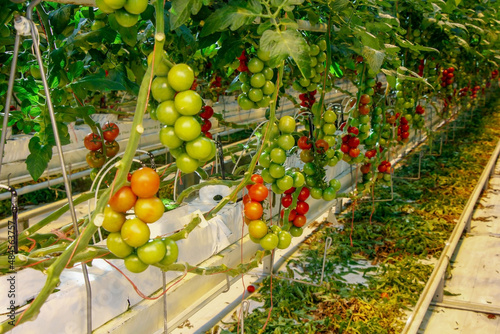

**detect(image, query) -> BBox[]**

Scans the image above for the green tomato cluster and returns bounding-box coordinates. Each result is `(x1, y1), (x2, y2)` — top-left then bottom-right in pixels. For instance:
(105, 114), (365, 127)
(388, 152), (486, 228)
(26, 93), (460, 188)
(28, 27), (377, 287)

(292, 40), (328, 93)
(237, 49), (275, 110)
(97, 0), (148, 27)
(258, 116), (305, 194)
(151, 61), (216, 174)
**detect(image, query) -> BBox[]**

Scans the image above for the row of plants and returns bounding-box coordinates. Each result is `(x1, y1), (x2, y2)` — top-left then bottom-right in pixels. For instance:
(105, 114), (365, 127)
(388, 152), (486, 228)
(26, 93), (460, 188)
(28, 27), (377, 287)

(0, 0), (499, 331)
(213, 97), (500, 333)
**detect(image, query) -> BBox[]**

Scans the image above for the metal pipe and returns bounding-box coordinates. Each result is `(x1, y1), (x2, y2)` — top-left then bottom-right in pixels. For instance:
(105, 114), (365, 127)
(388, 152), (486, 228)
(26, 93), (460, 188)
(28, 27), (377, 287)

(402, 138), (500, 334)
(0, 28), (22, 177)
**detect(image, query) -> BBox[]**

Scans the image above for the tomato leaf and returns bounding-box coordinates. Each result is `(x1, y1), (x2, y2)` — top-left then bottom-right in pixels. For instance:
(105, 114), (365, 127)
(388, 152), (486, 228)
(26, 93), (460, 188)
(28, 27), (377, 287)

(48, 5), (76, 35)
(170, 0), (203, 30)
(260, 29), (311, 78)
(200, 1), (262, 37)
(70, 74), (127, 101)
(362, 46), (385, 74)
(108, 15), (137, 46)
(328, 0), (350, 11)
(26, 137), (52, 181)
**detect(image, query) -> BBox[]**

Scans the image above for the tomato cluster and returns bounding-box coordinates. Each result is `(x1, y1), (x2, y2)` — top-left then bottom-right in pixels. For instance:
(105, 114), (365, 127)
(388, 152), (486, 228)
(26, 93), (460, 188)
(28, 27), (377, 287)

(243, 175), (268, 221)
(259, 116), (306, 195)
(103, 167), (178, 273)
(199, 105), (214, 139)
(85, 122), (120, 171)
(377, 160), (392, 183)
(237, 49), (275, 110)
(280, 187), (310, 229)
(152, 62), (217, 174)
(397, 116), (410, 142)
(298, 91), (317, 109)
(415, 105), (425, 115)
(440, 67), (455, 88)
(97, 0), (148, 28)
(292, 40), (327, 93)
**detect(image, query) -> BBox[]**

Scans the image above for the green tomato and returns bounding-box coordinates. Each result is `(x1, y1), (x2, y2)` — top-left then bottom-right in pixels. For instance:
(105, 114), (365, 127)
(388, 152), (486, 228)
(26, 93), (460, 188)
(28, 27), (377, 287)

(305, 175), (317, 187)
(289, 226), (303, 237)
(124, 0), (148, 14)
(269, 163), (285, 179)
(103, 0), (125, 10)
(271, 182), (285, 195)
(248, 88), (263, 102)
(114, 9), (139, 28)
(156, 100), (180, 126)
(160, 126), (183, 149)
(174, 90), (202, 116)
(151, 77), (176, 103)
(257, 49), (271, 62)
(176, 153), (199, 174)
(239, 72), (250, 83)
(124, 254), (149, 273)
(248, 58), (265, 73)
(323, 109), (337, 123)
(250, 73), (266, 88)
(276, 175), (294, 191)
(174, 116), (201, 141)
(303, 162), (316, 176)
(292, 171), (305, 188)
(323, 123), (337, 135)
(237, 94), (256, 110)
(167, 63), (195, 92)
(277, 134), (295, 151)
(261, 168), (275, 184)
(158, 237), (179, 266)
(257, 96), (271, 108)
(310, 187), (323, 199)
(278, 116), (296, 134)
(277, 231), (292, 249)
(106, 232), (134, 258)
(309, 44), (320, 56)
(262, 67), (274, 80)
(322, 187), (336, 201)
(137, 239), (166, 264)
(270, 147), (287, 164)
(329, 179), (341, 191)
(262, 81), (275, 95)
(260, 233), (279, 250)
(186, 136), (214, 161)
(328, 157), (339, 167)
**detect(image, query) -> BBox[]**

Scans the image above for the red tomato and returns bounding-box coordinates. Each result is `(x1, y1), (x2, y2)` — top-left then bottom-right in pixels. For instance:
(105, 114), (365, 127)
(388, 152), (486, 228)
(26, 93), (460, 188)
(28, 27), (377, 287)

(347, 126), (359, 135)
(201, 119), (212, 133)
(200, 105), (214, 119)
(204, 132), (213, 139)
(365, 150), (376, 158)
(247, 285), (256, 293)
(341, 143), (350, 153)
(293, 214), (307, 227)
(281, 208), (297, 222)
(243, 194), (252, 204)
(251, 174), (264, 184)
(296, 201), (309, 215)
(248, 183), (269, 202)
(348, 137), (360, 148)
(284, 187), (296, 194)
(349, 148), (360, 158)
(281, 194), (293, 208)
(130, 167), (160, 198)
(297, 136), (312, 150)
(298, 187), (310, 201)
(244, 201), (263, 220)
(102, 122), (119, 141)
(109, 186), (137, 213)
(84, 133), (102, 151)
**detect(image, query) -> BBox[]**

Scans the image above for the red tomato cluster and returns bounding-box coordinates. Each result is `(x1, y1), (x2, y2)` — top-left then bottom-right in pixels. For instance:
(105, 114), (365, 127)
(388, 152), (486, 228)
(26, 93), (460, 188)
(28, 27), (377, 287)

(244, 174), (268, 222)
(237, 50), (249, 72)
(298, 91), (317, 109)
(415, 105), (425, 115)
(341, 127), (361, 158)
(280, 187), (310, 228)
(492, 69), (499, 79)
(397, 116), (410, 141)
(358, 94), (371, 115)
(440, 67), (455, 87)
(364, 149), (377, 159)
(85, 122), (120, 170)
(104, 167), (176, 273)
(377, 160), (392, 173)
(199, 105), (214, 139)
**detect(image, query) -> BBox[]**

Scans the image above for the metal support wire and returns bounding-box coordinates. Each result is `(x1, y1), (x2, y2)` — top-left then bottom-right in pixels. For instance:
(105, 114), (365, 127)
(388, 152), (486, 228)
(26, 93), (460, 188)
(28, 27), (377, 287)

(393, 150), (423, 180)
(269, 237), (333, 287)
(239, 300), (250, 334)
(162, 270), (168, 334)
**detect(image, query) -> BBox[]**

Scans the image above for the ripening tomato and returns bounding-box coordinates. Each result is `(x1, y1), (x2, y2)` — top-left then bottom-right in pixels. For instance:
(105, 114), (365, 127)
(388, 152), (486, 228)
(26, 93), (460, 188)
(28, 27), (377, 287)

(105, 140), (120, 157)
(102, 122), (119, 141)
(102, 205), (126, 232)
(84, 133), (102, 151)
(315, 139), (329, 152)
(200, 105), (214, 119)
(121, 218), (150, 248)
(124, 254), (149, 273)
(293, 214), (307, 227)
(244, 201), (263, 220)
(107, 232), (133, 258)
(248, 219), (268, 239)
(251, 174), (264, 184)
(248, 183), (269, 202)
(243, 194), (252, 204)
(130, 167), (160, 198)
(109, 186), (137, 213)
(86, 151), (106, 168)
(134, 197), (165, 223)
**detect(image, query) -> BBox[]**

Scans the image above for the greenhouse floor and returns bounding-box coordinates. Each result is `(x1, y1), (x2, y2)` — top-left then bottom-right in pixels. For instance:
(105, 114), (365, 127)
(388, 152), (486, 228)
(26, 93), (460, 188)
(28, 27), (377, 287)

(418, 154), (500, 333)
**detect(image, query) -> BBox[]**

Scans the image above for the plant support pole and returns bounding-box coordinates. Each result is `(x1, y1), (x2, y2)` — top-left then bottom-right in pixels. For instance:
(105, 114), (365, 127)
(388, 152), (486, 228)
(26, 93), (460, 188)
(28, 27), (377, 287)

(25, 1), (93, 333)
